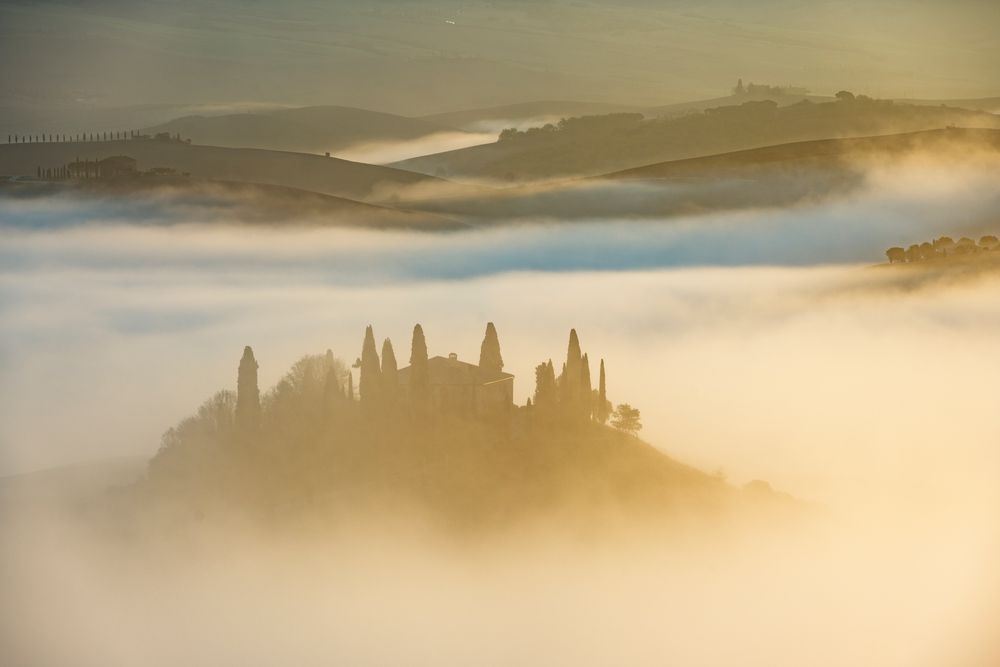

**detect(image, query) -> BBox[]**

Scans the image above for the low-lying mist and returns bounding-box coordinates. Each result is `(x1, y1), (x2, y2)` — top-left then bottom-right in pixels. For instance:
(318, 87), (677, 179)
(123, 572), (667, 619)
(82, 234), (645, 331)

(2, 156), (999, 665)
(335, 130), (497, 165)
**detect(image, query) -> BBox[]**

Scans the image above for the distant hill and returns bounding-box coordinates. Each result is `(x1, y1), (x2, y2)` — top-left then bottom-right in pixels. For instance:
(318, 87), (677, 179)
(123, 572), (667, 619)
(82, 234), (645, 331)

(601, 127), (1000, 181)
(643, 92), (834, 118)
(143, 106), (467, 155)
(892, 97), (1000, 114)
(0, 139), (462, 202)
(393, 98), (1000, 182)
(0, 456), (146, 513)
(420, 101), (643, 130)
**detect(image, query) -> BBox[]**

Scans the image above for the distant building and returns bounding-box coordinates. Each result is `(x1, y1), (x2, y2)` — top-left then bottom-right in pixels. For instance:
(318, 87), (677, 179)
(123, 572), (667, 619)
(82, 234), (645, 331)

(397, 353), (513, 418)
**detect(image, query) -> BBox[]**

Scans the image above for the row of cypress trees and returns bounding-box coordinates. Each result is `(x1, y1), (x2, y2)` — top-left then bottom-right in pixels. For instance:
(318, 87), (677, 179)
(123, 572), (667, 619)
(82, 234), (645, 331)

(233, 323), (611, 434)
(235, 323), (504, 431)
(532, 329), (610, 424)
(8, 131), (139, 144)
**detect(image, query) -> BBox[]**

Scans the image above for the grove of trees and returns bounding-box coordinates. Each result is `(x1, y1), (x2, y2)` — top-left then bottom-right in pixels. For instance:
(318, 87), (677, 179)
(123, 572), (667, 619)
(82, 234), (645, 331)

(886, 235), (1000, 263)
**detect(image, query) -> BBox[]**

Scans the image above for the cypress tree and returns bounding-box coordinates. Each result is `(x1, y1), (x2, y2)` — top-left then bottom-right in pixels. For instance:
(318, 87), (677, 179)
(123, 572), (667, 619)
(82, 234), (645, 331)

(478, 322), (504, 373)
(581, 353), (593, 420)
(381, 338), (398, 409)
(359, 325), (381, 408)
(597, 359), (609, 424)
(410, 324), (430, 416)
(235, 346), (261, 432)
(561, 329), (583, 411)
(346, 372), (355, 401)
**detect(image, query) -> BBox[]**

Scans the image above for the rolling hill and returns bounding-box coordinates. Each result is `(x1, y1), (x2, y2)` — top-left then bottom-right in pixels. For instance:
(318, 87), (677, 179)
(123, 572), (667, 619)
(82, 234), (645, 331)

(0, 139), (464, 203)
(0, 178), (465, 230)
(601, 127), (1000, 181)
(420, 101), (642, 130)
(143, 106), (469, 155)
(389, 128), (1000, 224)
(392, 98), (1000, 182)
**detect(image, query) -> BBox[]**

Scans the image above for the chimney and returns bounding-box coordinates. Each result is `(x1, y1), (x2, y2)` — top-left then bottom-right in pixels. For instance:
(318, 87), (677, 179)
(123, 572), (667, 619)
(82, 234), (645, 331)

(448, 352), (458, 361)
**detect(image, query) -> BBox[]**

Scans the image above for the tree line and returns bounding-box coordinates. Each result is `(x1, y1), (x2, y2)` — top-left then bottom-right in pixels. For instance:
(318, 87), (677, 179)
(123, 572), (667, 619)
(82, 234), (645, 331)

(6, 131), (188, 144)
(886, 235), (999, 263)
(228, 322), (640, 436)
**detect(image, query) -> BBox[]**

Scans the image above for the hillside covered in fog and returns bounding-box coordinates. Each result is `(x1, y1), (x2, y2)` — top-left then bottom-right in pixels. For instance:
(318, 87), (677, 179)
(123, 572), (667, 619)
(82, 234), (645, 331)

(141, 324), (794, 532)
(395, 96), (1000, 181)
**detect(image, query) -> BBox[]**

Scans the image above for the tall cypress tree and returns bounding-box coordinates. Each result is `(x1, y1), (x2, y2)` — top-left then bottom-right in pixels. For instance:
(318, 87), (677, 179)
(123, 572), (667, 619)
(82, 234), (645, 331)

(346, 372), (355, 401)
(381, 338), (398, 409)
(580, 353), (593, 420)
(597, 359), (609, 425)
(359, 325), (381, 409)
(478, 322), (504, 373)
(409, 324), (430, 417)
(410, 323), (429, 389)
(560, 329), (583, 412)
(235, 346), (260, 432)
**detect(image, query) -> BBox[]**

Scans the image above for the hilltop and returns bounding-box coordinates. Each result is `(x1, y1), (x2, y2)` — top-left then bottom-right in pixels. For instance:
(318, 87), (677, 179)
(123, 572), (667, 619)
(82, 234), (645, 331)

(392, 97), (1000, 182)
(143, 106), (469, 155)
(139, 324), (798, 534)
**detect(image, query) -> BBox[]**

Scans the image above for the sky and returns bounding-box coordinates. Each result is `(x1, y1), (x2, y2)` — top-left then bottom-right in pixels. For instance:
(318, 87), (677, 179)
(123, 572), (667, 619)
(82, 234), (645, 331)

(0, 0), (997, 116)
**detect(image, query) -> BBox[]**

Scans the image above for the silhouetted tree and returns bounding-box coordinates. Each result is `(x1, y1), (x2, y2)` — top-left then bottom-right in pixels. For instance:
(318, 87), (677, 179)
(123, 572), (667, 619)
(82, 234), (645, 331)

(611, 403), (641, 436)
(886, 247), (906, 264)
(478, 322), (504, 373)
(323, 349), (344, 413)
(597, 359), (610, 425)
(534, 360), (558, 411)
(580, 353), (593, 420)
(346, 372), (355, 401)
(359, 325), (381, 409)
(410, 324), (429, 415)
(933, 237), (955, 256)
(559, 329), (585, 417)
(955, 237), (977, 255)
(980, 235), (999, 250)
(381, 338), (398, 409)
(835, 90), (855, 102)
(235, 346), (261, 432)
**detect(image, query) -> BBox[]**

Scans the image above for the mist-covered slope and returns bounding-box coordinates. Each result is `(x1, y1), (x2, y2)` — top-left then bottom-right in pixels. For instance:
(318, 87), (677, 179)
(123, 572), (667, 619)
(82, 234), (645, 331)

(143, 106), (465, 155)
(0, 140), (460, 202)
(0, 178), (465, 230)
(393, 98), (1000, 182)
(601, 128), (1000, 181)
(420, 101), (643, 130)
(138, 346), (799, 534)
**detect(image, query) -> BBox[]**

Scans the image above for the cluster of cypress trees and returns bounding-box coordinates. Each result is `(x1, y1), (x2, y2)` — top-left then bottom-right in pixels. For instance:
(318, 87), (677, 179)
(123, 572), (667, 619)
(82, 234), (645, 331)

(232, 323), (612, 439)
(532, 329), (610, 424)
(234, 322), (505, 430)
